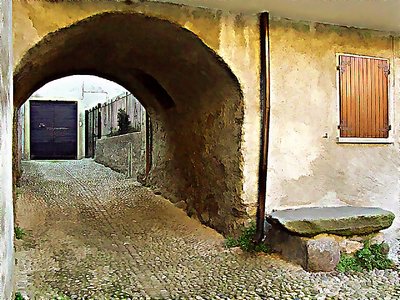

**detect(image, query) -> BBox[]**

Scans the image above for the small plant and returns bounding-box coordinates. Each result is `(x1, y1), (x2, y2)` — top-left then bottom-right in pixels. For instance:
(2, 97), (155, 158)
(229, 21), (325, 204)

(117, 109), (131, 135)
(336, 254), (363, 272)
(15, 187), (22, 197)
(225, 236), (238, 248)
(15, 292), (25, 300)
(336, 241), (394, 272)
(225, 222), (269, 253)
(14, 226), (26, 240)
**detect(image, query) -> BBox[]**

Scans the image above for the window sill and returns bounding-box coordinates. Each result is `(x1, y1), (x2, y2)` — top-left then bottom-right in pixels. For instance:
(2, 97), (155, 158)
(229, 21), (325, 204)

(337, 137), (394, 144)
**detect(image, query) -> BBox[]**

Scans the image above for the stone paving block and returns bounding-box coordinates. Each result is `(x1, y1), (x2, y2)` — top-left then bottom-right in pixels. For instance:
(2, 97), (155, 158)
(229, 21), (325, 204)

(14, 161), (400, 299)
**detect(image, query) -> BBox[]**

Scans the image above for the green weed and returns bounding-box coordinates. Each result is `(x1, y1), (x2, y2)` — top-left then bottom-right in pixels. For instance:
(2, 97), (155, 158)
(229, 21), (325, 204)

(225, 222), (269, 253)
(15, 292), (25, 300)
(337, 241), (394, 272)
(14, 226), (26, 240)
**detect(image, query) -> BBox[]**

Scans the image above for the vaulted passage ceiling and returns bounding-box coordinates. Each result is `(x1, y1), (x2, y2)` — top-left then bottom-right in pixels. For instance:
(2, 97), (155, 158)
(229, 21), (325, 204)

(14, 12), (241, 111)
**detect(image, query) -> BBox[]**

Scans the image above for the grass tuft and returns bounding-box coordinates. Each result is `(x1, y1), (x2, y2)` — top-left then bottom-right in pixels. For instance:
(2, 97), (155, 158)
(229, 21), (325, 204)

(15, 226), (26, 240)
(225, 222), (269, 253)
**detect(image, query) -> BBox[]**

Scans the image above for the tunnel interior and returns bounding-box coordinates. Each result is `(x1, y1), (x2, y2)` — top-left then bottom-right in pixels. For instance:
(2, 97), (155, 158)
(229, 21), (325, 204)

(14, 12), (247, 234)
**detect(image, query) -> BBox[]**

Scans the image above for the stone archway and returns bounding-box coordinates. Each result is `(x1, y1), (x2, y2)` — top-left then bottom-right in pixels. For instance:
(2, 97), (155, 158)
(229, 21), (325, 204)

(14, 11), (247, 234)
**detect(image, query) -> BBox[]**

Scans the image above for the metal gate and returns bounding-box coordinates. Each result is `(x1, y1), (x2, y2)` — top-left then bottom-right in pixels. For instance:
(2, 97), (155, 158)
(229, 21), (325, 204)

(30, 100), (78, 160)
(85, 103), (101, 158)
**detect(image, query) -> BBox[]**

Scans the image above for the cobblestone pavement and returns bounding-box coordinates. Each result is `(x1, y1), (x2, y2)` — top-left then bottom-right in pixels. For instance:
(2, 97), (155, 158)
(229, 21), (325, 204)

(15, 160), (400, 300)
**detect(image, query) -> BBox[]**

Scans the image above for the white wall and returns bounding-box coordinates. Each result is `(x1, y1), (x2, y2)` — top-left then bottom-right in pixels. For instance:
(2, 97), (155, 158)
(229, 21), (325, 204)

(0, 0), (14, 298)
(32, 75), (127, 109)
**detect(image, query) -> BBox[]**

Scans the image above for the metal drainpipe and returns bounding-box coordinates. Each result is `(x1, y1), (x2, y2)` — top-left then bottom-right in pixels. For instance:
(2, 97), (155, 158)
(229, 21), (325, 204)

(254, 11), (271, 243)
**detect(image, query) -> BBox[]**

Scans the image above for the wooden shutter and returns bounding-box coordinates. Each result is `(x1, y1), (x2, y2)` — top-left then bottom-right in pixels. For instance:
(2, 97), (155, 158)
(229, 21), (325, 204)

(338, 55), (389, 138)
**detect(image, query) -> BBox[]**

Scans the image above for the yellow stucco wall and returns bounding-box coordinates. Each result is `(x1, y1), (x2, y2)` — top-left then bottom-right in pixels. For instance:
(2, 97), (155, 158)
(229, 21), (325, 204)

(14, 1), (400, 234)
(268, 18), (400, 234)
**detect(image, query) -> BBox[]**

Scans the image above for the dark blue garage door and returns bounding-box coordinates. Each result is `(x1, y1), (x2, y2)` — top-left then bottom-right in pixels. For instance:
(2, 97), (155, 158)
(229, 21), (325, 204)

(30, 101), (78, 160)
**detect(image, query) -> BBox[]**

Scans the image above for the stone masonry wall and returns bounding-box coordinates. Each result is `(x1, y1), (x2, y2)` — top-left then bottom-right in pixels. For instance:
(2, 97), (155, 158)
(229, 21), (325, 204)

(13, 1), (260, 231)
(0, 0), (14, 298)
(13, 3), (260, 235)
(95, 132), (146, 179)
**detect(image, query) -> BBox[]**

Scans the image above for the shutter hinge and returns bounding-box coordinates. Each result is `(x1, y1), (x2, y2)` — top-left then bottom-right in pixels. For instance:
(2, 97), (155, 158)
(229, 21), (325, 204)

(338, 121), (352, 131)
(337, 61), (351, 73)
(378, 125), (391, 132)
(378, 61), (390, 76)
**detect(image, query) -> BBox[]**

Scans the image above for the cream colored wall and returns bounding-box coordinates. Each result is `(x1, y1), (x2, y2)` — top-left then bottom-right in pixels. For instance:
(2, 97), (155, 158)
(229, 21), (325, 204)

(22, 98), (84, 160)
(13, 1), (261, 227)
(267, 18), (400, 234)
(0, 0), (14, 298)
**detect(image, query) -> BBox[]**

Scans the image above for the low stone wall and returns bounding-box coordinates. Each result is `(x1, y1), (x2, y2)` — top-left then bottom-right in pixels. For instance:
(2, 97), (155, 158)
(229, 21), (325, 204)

(94, 132), (145, 179)
(265, 206), (395, 272)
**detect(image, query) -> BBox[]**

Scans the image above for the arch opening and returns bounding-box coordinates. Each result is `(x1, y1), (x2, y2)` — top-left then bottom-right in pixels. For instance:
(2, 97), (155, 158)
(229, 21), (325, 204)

(14, 11), (247, 234)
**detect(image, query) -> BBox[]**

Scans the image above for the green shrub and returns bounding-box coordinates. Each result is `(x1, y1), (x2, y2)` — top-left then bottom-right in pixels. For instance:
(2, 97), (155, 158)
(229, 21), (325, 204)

(336, 241), (394, 272)
(15, 292), (25, 300)
(225, 222), (269, 253)
(117, 109), (131, 135)
(15, 226), (26, 240)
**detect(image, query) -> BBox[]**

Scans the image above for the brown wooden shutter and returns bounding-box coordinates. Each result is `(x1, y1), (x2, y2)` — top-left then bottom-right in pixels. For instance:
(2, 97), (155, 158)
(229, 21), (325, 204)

(338, 55), (389, 138)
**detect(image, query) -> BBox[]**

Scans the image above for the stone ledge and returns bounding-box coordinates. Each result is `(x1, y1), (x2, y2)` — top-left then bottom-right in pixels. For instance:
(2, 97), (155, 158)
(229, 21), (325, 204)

(267, 206), (395, 236)
(264, 206), (395, 272)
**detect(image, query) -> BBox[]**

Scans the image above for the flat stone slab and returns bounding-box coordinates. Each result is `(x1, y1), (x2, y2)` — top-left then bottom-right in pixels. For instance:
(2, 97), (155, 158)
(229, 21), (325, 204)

(267, 206), (395, 237)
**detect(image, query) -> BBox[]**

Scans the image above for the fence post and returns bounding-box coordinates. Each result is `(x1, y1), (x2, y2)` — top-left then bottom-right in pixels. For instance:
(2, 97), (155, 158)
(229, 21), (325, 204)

(84, 110), (89, 158)
(91, 108), (95, 158)
(97, 103), (102, 139)
(111, 100), (114, 133)
(127, 142), (133, 178)
(125, 92), (128, 112)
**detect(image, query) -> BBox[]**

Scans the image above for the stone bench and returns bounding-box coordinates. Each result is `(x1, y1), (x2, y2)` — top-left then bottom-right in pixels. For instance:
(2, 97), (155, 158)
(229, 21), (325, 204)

(265, 206), (395, 272)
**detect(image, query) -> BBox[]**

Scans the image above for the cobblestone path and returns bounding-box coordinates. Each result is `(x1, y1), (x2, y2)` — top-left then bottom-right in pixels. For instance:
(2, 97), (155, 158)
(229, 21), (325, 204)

(15, 160), (400, 300)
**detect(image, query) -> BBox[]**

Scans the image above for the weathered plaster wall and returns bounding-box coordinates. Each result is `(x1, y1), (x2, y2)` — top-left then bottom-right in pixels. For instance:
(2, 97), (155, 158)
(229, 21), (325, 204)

(0, 0), (14, 298)
(95, 132), (146, 178)
(267, 18), (400, 234)
(12, 1), (261, 234)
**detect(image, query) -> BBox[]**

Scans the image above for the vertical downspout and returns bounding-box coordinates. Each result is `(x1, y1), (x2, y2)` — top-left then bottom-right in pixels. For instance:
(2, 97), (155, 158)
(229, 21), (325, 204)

(255, 12), (271, 243)
(145, 112), (152, 178)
